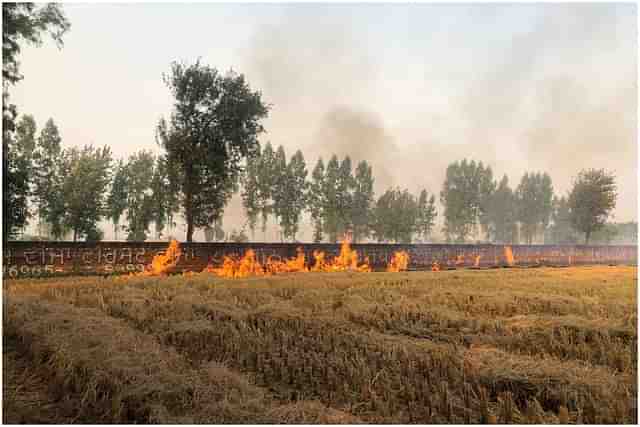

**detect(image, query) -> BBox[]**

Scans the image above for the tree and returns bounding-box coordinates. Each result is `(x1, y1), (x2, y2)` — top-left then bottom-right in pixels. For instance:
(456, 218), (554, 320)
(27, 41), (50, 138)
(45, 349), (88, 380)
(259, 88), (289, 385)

(484, 175), (518, 243)
(440, 159), (494, 242)
(416, 189), (437, 242)
(308, 158), (325, 242)
(241, 151), (261, 239)
(229, 229), (249, 243)
(372, 187), (420, 243)
(123, 150), (155, 241)
(271, 147), (309, 241)
(149, 155), (178, 240)
(204, 218), (225, 242)
(545, 196), (579, 244)
(107, 159), (128, 240)
(60, 145), (112, 241)
(32, 118), (63, 238)
(515, 172), (554, 244)
(336, 156), (354, 239)
(13, 115), (37, 235)
(157, 60), (269, 242)
(351, 160), (374, 243)
(568, 169), (617, 244)
(322, 155), (341, 242)
(270, 145), (288, 241)
(257, 142), (276, 237)
(3, 3), (70, 242)
(279, 149), (308, 241)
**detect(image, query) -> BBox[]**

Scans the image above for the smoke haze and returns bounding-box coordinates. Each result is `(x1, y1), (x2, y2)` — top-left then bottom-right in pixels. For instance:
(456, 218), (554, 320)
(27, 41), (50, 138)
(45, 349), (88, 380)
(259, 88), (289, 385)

(12, 3), (637, 241)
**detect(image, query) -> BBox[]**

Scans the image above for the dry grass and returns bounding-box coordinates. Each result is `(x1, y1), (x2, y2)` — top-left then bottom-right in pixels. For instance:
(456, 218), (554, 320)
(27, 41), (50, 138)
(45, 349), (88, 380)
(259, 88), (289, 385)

(3, 266), (637, 423)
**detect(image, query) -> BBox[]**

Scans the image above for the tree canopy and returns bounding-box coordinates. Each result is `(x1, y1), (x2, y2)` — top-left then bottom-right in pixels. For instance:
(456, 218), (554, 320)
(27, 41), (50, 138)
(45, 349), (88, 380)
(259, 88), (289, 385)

(157, 60), (269, 242)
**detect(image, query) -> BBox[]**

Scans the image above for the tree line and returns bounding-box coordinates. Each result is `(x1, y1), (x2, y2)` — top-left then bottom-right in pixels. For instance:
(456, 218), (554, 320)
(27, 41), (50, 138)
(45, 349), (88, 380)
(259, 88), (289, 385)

(2, 4), (631, 245)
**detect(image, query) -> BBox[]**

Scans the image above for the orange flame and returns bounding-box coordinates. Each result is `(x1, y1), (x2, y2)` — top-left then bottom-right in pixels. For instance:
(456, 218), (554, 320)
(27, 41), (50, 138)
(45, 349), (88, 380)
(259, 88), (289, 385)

(387, 251), (410, 272)
(504, 246), (515, 267)
(311, 236), (371, 272)
(139, 239), (181, 276)
(474, 255), (481, 268)
(266, 248), (309, 274)
(207, 249), (266, 278)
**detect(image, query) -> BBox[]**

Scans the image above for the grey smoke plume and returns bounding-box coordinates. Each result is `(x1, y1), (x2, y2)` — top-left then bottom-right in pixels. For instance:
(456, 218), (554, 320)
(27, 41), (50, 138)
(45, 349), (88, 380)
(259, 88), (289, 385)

(216, 3), (636, 242)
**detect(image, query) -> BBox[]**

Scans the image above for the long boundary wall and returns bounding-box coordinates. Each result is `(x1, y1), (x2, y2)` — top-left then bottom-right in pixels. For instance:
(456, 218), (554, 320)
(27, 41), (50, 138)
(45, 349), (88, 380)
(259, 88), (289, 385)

(2, 241), (637, 278)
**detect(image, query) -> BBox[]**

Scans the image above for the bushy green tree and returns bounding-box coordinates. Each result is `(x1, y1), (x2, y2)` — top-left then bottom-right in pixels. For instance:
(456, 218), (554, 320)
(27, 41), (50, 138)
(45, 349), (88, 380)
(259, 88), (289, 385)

(373, 187), (420, 243)
(157, 60), (269, 242)
(308, 158), (326, 242)
(32, 118), (63, 238)
(60, 145), (112, 241)
(123, 150), (155, 241)
(149, 154), (179, 240)
(277, 149), (308, 241)
(107, 159), (128, 240)
(484, 175), (518, 243)
(440, 159), (494, 242)
(351, 160), (374, 243)
(515, 172), (554, 244)
(545, 196), (579, 244)
(3, 3), (70, 242)
(416, 189), (437, 242)
(568, 169), (617, 244)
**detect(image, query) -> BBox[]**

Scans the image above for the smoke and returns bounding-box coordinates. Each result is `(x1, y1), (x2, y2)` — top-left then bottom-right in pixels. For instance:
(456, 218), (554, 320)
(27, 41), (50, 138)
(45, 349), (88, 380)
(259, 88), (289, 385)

(218, 3), (636, 242)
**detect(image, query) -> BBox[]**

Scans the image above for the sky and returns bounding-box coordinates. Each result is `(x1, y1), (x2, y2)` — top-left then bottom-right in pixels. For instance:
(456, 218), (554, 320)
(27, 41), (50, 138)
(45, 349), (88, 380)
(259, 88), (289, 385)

(13, 2), (638, 241)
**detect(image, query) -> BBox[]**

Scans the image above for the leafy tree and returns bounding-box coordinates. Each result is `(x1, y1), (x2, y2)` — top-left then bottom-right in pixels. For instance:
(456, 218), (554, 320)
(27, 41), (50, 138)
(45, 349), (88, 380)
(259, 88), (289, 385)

(336, 156), (354, 239)
(515, 172), (554, 244)
(277, 149), (308, 241)
(257, 142), (276, 237)
(204, 218), (225, 242)
(3, 112), (29, 241)
(32, 118), (63, 238)
(3, 3), (69, 242)
(372, 187), (420, 243)
(156, 60), (269, 242)
(545, 196), (579, 244)
(322, 155), (341, 242)
(60, 145), (112, 241)
(270, 145), (289, 241)
(484, 175), (518, 243)
(440, 159), (494, 242)
(351, 160), (374, 243)
(416, 189), (437, 242)
(123, 150), (155, 241)
(568, 169), (617, 244)
(13, 115), (37, 235)
(149, 154), (178, 240)
(308, 158), (325, 243)
(229, 228), (249, 243)
(241, 152), (261, 239)
(107, 159), (128, 240)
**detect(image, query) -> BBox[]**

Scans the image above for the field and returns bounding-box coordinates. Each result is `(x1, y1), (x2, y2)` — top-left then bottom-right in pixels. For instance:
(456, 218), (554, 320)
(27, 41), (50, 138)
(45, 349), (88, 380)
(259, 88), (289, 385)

(3, 266), (637, 424)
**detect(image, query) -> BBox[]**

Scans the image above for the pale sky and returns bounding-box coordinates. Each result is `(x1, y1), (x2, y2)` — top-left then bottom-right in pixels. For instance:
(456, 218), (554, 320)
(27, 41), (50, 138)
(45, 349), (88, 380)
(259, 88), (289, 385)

(13, 2), (638, 241)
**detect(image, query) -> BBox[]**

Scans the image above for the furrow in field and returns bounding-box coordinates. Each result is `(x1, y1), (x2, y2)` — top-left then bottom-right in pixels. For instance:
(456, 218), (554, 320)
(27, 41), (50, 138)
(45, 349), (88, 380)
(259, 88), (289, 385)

(3, 295), (361, 424)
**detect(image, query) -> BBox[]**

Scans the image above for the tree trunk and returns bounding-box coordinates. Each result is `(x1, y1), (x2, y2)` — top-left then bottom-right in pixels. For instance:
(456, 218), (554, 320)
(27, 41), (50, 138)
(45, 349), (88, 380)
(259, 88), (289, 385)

(185, 187), (194, 242)
(73, 228), (77, 242)
(585, 230), (591, 245)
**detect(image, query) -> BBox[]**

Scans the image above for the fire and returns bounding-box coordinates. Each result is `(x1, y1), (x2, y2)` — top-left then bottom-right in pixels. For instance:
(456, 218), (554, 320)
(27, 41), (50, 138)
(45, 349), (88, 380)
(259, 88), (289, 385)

(265, 248), (309, 274)
(314, 237), (371, 272)
(207, 249), (266, 278)
(387, 251), (409, 272)
(504, 246), (515, 267)
(474, 255), (481, 268)
(139, 239), (181, 276)
(431, 261), (441, 271)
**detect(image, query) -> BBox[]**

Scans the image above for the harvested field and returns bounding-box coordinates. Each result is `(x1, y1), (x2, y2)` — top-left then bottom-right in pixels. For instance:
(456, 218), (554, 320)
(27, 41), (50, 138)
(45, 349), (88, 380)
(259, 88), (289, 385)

(3, 266), (637, 423)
